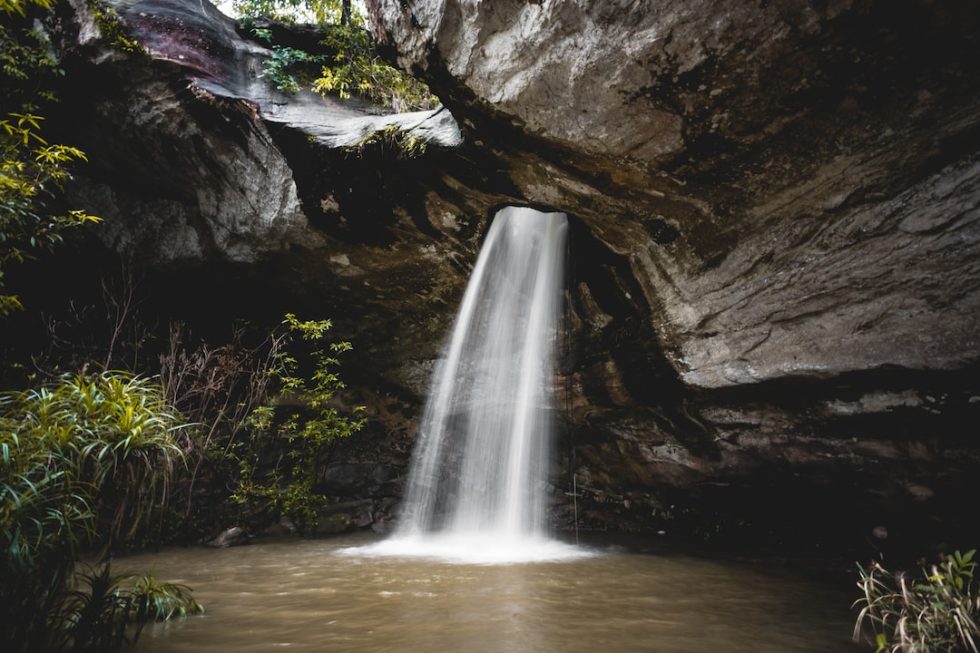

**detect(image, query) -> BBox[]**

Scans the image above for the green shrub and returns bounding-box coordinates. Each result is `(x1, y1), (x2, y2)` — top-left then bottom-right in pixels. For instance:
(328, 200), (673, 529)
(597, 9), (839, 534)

(259, 43), (327, 93)
(240, 0), (437, 111)
(228, 313), (365, 531)
(87, 0), (145, 54)
(854, 550), (980, 653)
(0, 372), (198, 651)
(160, 314), (365, 535)
(1, 0), (101, 315)
(311, 23), (436, 112)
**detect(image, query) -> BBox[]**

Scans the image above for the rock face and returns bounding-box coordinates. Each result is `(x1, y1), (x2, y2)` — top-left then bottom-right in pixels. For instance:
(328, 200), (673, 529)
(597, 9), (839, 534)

(42, 0), (980, 551)
(57, 0), (459, 264)
(367, 0), (980, 387)
(61, 0), (315, 263)
(364, 0), (980, 548)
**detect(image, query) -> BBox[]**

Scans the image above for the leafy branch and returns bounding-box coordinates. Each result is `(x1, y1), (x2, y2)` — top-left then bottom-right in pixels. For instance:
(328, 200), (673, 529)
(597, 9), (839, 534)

(242, 0), (437, 112)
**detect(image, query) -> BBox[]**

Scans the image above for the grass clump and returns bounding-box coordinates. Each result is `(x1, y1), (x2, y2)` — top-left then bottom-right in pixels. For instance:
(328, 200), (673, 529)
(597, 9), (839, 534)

(346, 123), (428, 158)
(854, 550), (979, 652)
(0, 372), (200, 651)
(60, 565), (202, 652)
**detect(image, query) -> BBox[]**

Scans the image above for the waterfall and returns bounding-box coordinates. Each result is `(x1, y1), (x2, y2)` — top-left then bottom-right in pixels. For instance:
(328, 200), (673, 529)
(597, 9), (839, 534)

(400, 205), (566, 537)
(343, 206), (588, 563)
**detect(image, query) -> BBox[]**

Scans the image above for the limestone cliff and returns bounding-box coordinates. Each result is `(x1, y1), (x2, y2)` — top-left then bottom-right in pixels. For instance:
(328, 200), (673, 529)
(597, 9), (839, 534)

(41, 0), (980, 550)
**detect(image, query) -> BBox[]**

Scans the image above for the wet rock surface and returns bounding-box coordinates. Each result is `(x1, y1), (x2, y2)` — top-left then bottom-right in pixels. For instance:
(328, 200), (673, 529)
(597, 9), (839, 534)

(37, 0), (980, 551)
(207, 526), (250, 547)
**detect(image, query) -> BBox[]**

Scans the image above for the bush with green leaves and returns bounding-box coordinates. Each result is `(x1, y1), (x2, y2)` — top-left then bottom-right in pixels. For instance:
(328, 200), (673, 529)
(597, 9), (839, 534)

(258, 42), (327, 94)
(1, 0), (101, 315)
(240, 0), (436, 112)
(854, 550), (979, 653)
(1, 0), (60, 109)
(227, 314), (365, 530)
(0, 372), (199, 651)
(159, 314), (364, 535)
(311, 22), (436, 112)
(1, 112), (102, 314)
(87, 0), (145, 54)
(235, 0), (351, 29)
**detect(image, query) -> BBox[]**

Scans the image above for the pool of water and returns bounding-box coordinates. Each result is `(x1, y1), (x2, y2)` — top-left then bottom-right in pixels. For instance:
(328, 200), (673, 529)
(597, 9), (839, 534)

(118, 533), (861, 653)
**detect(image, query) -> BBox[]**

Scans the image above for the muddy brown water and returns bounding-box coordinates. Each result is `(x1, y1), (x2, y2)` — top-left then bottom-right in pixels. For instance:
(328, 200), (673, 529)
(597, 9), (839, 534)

(118, 533), (862, 653)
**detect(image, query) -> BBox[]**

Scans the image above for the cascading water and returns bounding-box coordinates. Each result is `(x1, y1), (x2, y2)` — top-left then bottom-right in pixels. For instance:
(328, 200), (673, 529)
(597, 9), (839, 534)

(344, 206), (588, 563)
(400, 205), (565, 537)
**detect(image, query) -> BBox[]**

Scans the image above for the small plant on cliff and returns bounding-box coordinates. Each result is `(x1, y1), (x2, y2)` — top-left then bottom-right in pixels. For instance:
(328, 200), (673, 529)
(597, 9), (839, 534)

(311, 22), (436, 112)
(853, 550), (980, 652)
(258, 42), (328, 93)
(347, 123), (428, 158)
(87, 0), (145, 54)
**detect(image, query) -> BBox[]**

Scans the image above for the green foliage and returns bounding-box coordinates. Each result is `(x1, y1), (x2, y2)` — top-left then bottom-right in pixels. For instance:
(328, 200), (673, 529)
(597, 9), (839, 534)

(0, 372), (197, 651)
(235, 0), (351, 26)
(88, 0), (145, 54)
(349, 123), (428, 158)
(229, 313), (365, 530)
(59, 564), (202, 652)
(157, 314), (365, 536)
(312, 23), (436, 112)
(260, 44), (327, 94)
(1, 372), (188, 542)
(241, 0), (437, 112)
(854, 550), (980, 653)
(0, 8), (60, 109)
(1, 0), (100, 315)
(0, 0), (54, 18)
(1, 113), (101, 313)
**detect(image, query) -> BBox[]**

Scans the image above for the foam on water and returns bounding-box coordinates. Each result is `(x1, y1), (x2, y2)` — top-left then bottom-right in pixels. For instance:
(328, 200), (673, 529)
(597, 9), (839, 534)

(338, 533), (594, 565)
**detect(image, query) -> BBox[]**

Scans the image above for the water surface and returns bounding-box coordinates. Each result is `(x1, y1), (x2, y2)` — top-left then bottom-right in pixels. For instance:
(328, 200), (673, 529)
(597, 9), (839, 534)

(120, 533), (860, 653)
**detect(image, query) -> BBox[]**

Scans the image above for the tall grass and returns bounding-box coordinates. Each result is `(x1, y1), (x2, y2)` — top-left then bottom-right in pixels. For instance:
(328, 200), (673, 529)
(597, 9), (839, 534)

(854, 550), (980, 653)
(0, 371), (200, 651)
(58, 565), (202, 653)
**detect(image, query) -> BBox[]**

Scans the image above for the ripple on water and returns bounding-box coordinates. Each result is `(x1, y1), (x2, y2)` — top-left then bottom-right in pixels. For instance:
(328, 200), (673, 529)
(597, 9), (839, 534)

(117, 534), (860, 653)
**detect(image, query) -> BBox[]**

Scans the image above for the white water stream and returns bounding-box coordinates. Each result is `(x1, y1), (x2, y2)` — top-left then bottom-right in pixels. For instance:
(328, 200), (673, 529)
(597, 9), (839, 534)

(345, 207), (586, 563)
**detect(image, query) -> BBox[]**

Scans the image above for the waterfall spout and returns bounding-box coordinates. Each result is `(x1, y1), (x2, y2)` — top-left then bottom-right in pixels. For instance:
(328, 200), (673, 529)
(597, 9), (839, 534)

(342, 207), (588, 563)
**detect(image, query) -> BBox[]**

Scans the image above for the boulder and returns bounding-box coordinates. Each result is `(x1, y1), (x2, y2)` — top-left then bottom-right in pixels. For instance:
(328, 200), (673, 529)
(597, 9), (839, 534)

(207, 526), (250, 548)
